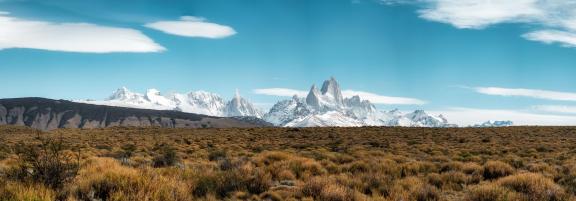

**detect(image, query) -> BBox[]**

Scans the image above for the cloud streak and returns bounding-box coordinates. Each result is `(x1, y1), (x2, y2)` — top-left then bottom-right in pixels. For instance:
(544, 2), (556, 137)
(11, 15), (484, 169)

(253, 88), (426, 105)
(253, 88), (307, 97)
(430, 107), (576, 126)
(523, 30), (576, 48)
(145, 16), (236, 39)
(341, 90), (426, 105)
(473, 87), (576, 102)
(0, 12), (165, 53)
(382, 0), (576, 48)
(532, 105), (576, 114)
(418, 0), (542, 29)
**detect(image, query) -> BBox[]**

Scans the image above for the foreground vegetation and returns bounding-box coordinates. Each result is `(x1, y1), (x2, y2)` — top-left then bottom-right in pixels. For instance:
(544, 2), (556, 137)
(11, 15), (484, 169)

(1, 125), (576, 201)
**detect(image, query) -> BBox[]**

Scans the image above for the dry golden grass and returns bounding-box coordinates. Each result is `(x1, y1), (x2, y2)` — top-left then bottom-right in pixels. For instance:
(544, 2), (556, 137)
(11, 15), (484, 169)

(1, 125), (576, 200)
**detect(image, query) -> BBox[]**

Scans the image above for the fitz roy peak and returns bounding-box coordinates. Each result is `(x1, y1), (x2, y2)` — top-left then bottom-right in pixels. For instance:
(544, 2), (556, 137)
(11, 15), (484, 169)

(263, 77), (453, 127)
(79, 88), (263, 118)
(78, 77), (453, 127)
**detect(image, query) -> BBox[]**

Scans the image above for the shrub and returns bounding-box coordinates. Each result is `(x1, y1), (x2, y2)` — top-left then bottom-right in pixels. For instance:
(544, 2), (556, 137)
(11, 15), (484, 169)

(152, 144), (178, 167)
(483, 161), (514, 180)
(245, 170), (272, 195)
(465, 184), (517, 201)
(301, 177), (352, 201)
(214, 171), (245, 198)
(0, 141), (10, 160)
(261, 191), (283, 201)
(462, 162), (484, 184)
(290, 159), (326, 178)
(462, 162), (483, 175)
(73, 158), (191, 201)
(558, 171), (576, 195)
(119, 143), (137, 159)
(0, 181), (56, 201)
(414, 184), (441, 201)
(192, 169), (271, 198)
(440, 161), (463, 173)
(208, 149), (227, 161)
(427, 173), (443, 189)
(320, 183), (353, 201)
(358, 173), (393, 196)
(348, 161), (370, 173)
(9, 138), (80, 189)
(258, 151), (291, 164)
(498, 173), (568, 201)
(440, 171), (468, 191)
(193, 174), (219, 197)
(277, 169), (296, 180)
(301, 177), (328, 198)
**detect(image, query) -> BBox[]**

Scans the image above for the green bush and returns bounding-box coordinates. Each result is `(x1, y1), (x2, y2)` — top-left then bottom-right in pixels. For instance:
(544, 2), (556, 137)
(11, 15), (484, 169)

(9, 138), (79, 189)
(152, 144), (178, 167)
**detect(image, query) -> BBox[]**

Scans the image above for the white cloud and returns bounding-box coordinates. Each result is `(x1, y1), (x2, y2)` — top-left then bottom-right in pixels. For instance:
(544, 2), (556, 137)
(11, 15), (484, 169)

(341, 90), (426, 105)
(532, 105), (576, 114)
(144, 16), (236, 39)
(418, 0), (542, 29)
(523, 30), (576, 47)
(384, 0), (576, 48)
(429, 107), (576, 126)
(253, 88), (307, 97)
(474, 87), (576, 101)
(253, 88), (426, 105)
(0, 13), (164, 53)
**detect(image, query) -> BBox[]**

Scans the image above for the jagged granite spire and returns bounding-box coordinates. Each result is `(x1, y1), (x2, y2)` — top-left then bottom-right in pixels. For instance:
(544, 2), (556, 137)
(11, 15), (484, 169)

(225, 90), (263, 118)
(320, 77), (344, 106)
(306, 84), (322, 108)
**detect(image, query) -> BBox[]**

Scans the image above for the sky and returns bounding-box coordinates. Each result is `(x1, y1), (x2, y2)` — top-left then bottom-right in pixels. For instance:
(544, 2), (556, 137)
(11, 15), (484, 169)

(1, 0), (576, 125)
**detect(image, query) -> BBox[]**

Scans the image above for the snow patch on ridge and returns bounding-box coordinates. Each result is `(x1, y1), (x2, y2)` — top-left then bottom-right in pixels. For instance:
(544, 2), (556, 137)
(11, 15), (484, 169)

(78, 88), (262, 118)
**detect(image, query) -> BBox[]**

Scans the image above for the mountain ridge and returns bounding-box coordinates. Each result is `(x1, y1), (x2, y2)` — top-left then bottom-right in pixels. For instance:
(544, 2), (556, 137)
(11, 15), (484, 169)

(75, 77), (499, 127)
(0, 97), (270, 130)
(80, 88), (262, 118)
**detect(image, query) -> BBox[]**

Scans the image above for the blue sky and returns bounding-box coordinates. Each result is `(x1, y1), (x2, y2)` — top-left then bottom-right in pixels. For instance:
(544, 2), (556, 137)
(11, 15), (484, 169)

(1, 0), (576, 125)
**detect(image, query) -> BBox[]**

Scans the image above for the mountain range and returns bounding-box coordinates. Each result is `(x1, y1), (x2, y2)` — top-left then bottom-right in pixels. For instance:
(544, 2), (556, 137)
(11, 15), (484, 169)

(79, 88), (262, 118)
(80, 77), (459, 127)
(264, 77), (455, 127)
(0, 98), (270, 131)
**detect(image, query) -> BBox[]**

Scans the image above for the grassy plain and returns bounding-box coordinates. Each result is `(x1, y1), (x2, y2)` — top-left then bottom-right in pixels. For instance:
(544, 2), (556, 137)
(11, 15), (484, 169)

(1, 125), (576, 201)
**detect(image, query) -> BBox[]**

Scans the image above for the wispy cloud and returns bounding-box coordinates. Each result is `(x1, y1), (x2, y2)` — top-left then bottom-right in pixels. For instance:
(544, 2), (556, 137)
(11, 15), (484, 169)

(523, 30), (576, 48)
(0, 12), (164, 53)
(341, 90), (426, 105)
(253, 88), (307, 97)
(532, 105), (576, 114)
(253, 88), (426, 105)
(381, 0), (576, 48)
(417, 0), (542, 29)
(473, 87), (576, 101)
(144, 16), (236, 39)
(430, 107), (576, 126)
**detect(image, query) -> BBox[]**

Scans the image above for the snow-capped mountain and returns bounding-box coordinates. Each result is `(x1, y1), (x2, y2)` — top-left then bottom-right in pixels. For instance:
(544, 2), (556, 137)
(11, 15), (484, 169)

(264, 77), (454, 127)
(473, 120), (514, 127)
(226, 90), (264, 117)
(77, 77), (452, 127)
(78, 88), (262, 118)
